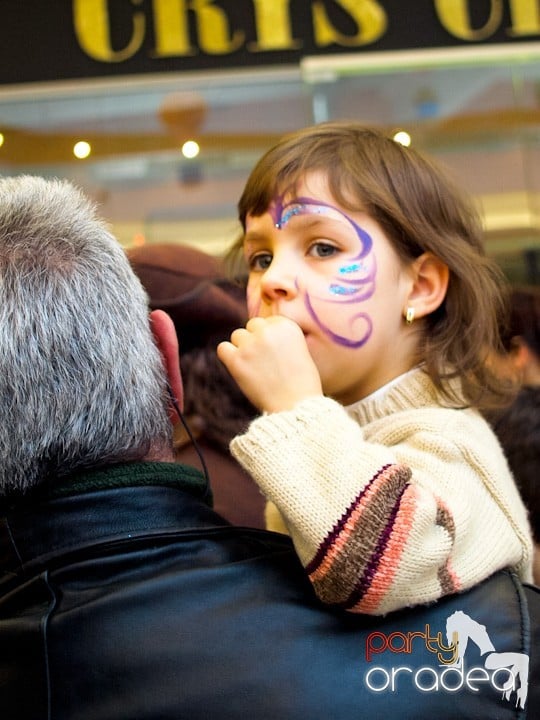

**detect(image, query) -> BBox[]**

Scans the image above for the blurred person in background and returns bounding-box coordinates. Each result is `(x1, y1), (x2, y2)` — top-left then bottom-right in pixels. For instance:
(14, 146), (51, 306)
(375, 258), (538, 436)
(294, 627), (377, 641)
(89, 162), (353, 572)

(500, 285), (540, 387)
(492, 285), (540, 583)
(128, 243), (265, 528)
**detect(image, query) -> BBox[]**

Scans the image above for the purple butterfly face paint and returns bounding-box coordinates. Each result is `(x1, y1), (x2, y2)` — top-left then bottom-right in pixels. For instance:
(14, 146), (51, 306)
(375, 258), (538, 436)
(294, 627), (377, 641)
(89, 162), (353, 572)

(249, 195), (377, 348)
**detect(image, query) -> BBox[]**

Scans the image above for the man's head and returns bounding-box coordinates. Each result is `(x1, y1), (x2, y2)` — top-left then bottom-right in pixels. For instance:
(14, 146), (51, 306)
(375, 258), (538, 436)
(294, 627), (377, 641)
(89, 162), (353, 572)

(0, 175), (173, 496)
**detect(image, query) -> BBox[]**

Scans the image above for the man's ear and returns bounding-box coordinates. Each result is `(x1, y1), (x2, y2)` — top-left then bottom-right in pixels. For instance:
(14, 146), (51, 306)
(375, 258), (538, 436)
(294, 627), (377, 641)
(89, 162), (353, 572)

(406, 252), (449, 320)
(150, 309), (184, 416)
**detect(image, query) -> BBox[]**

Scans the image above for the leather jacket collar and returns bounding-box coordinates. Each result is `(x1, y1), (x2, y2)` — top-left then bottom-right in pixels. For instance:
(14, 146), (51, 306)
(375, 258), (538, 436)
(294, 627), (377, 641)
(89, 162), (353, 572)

(0, 461), (220, 591)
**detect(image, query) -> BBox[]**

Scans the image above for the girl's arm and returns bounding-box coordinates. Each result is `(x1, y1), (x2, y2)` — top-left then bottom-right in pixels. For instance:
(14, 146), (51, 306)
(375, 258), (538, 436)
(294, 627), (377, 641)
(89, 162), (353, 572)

(230, 395), (532, 615)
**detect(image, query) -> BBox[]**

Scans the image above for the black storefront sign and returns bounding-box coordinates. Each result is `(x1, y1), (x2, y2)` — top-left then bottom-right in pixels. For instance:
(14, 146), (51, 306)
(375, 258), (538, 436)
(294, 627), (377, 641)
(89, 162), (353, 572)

(1, 0), (540, 86)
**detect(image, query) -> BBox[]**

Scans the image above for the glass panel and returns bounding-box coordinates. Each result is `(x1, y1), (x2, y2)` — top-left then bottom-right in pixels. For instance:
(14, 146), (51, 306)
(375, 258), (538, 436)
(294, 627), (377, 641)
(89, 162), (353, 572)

(0, 57), (538, 283)
(0, 68), (308, 251)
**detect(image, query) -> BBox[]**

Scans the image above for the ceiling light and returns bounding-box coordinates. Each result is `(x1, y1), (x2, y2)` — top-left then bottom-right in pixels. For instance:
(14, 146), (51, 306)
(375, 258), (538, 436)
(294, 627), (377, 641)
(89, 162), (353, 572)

(73, 141), (91, 159)
(393, 131), (411, 147)
(182, 140), (200, 159)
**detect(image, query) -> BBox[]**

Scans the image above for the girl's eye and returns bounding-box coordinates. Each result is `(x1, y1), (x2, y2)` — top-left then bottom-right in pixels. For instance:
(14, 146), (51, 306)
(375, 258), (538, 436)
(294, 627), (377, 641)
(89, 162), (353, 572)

(248, 252), (273, 271)
(309, 242), (339, 259)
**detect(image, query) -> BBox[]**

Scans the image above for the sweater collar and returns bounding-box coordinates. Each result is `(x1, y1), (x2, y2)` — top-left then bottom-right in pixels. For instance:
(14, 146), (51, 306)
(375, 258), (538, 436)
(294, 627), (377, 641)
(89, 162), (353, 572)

(346, 366), (443, 425)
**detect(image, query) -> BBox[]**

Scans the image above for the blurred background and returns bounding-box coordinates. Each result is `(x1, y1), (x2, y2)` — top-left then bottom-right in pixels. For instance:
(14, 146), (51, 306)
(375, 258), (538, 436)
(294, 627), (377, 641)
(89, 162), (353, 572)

(1, 1), (540, 284)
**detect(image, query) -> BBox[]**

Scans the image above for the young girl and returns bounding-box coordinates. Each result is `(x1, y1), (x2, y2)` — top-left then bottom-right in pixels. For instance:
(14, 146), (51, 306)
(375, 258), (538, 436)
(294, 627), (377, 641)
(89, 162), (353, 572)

(217, 122), (533, 615)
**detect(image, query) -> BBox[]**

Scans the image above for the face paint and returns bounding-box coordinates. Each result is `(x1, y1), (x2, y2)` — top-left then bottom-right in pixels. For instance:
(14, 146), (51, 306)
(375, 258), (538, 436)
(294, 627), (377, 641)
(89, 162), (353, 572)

(267, 195), (377, 348)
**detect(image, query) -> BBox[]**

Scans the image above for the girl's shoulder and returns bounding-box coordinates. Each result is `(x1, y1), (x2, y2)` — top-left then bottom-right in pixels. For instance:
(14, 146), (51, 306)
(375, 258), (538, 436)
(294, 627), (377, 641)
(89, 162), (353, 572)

(360, 401), (501, 461)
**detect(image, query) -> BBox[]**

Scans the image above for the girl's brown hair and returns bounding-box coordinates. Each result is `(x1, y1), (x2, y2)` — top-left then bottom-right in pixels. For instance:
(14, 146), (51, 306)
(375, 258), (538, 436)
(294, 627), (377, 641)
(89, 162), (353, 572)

(231, 121), (511, 409)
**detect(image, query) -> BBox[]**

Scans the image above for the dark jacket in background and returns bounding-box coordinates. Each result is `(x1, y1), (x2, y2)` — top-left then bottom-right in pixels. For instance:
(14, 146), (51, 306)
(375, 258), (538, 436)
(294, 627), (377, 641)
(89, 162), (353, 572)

(1, 461), (538, 720)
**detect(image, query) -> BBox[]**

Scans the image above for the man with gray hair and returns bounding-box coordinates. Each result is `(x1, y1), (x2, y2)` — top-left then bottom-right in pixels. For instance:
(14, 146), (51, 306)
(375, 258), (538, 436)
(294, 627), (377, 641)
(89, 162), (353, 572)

(0, 175), (175, 495)
(0, 176), (538, 720)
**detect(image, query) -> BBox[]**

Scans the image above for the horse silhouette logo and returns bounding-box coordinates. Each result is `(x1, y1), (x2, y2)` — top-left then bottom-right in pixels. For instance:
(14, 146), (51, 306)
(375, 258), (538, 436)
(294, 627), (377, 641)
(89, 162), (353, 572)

(445, 610), (529, 709)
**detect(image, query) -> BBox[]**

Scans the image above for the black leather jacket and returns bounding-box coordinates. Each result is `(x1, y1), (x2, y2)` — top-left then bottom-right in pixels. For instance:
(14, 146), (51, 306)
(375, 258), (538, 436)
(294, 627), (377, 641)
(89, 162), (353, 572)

(1, 462), (538, 719)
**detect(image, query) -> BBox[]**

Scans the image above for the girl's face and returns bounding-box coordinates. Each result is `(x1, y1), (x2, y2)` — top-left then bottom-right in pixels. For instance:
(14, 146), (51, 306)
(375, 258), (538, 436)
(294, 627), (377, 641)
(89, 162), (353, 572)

(243, 172), (419, 404)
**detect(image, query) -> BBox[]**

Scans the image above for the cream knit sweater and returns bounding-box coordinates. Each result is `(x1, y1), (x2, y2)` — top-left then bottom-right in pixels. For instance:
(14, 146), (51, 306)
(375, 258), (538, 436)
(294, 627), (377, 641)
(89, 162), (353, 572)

(230, 368), (533, 615)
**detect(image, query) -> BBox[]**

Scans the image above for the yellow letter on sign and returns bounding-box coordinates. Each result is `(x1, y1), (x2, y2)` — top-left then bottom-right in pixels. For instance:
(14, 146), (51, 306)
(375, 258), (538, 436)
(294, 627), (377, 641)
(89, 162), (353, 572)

(248, 0), (302, 51)
(313, 0), (387, 47)
(153, 0), (244, 56)
(435, 0), (502, 41)
(507, 0), (540, 36)
(73, 0), (145, 62)
(194, 0), (244, 54)
(152, 0), (194, 56)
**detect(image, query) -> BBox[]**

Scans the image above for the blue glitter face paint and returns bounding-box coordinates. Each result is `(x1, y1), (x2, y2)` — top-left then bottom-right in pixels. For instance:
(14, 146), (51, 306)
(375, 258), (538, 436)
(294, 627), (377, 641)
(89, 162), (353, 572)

(262, 194), (377, 348)
(329, 284), (361, 296)
(339, 263), (363, 275)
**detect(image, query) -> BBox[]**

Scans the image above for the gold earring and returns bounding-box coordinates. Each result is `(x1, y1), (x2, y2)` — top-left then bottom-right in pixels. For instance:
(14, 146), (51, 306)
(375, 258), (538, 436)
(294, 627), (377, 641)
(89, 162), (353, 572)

(405, 307), (415, 325)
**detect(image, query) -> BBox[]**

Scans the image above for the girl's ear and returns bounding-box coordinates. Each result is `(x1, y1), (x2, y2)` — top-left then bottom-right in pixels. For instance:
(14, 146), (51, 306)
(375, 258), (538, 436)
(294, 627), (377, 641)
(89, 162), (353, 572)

(406, 252), (449, 320)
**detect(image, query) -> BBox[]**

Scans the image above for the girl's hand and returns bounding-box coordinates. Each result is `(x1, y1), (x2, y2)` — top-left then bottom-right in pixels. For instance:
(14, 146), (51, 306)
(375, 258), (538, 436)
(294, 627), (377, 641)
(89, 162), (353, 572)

(217, 316), (323, 413)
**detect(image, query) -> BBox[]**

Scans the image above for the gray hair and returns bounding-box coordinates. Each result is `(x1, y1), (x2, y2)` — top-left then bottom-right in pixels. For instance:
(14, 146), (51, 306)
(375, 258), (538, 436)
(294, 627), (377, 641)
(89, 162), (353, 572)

(0, 175), (172, 495)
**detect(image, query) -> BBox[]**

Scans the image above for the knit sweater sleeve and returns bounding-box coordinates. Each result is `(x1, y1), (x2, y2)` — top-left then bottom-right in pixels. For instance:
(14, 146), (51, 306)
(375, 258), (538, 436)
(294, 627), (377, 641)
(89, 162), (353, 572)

(229, 395), (532, 615)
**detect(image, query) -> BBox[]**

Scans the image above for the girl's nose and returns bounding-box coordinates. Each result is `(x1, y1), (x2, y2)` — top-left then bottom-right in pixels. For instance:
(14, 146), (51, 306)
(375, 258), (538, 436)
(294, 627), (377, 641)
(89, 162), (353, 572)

(259, 258), (298, 303)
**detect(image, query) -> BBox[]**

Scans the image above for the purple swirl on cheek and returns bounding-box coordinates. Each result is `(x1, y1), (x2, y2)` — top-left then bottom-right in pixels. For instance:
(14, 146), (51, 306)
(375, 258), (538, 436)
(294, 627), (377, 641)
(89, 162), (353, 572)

(304, 220), (377, 348)
(305, 293), (373, 348)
